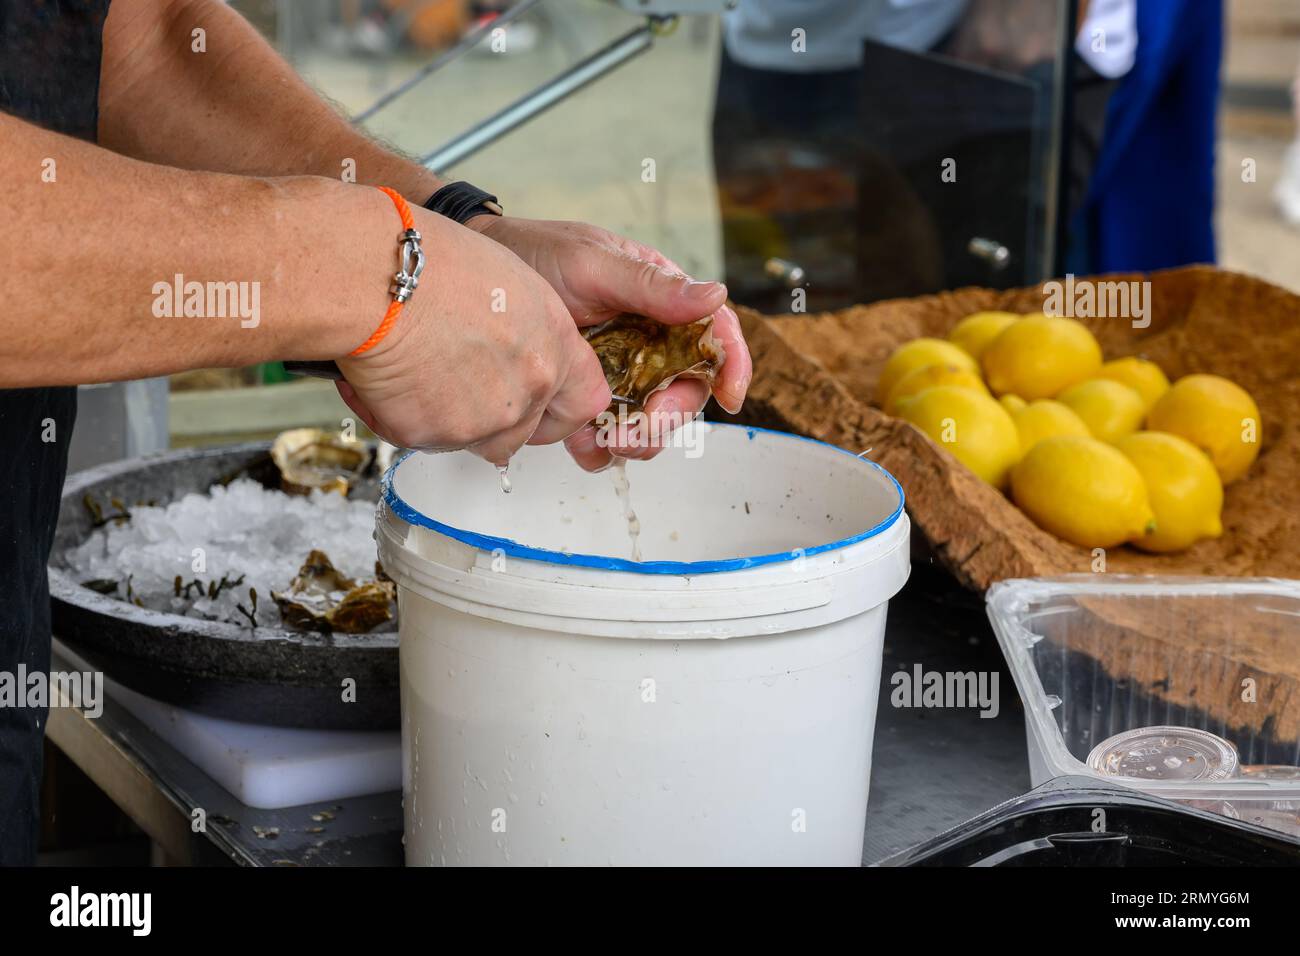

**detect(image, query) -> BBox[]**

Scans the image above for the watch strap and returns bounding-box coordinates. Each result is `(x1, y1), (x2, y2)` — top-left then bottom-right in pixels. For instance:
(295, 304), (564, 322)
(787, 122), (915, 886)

(423, 181), (502, 225)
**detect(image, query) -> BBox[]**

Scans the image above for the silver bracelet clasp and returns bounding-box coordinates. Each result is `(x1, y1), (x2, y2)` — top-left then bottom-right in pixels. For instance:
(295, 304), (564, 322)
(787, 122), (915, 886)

(390, 228), (424, 304)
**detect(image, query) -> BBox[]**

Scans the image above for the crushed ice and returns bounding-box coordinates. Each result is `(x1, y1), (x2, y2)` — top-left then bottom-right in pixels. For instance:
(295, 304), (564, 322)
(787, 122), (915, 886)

(65, 479), (379, 629)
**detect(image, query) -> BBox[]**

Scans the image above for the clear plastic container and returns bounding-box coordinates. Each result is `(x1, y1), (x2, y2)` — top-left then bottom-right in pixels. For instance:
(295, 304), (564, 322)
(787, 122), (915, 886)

(987, 576), (1300, 839)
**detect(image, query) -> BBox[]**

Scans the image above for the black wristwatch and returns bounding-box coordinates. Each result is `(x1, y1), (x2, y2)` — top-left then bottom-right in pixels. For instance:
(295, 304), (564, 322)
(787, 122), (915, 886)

(423, 181), (503, 225)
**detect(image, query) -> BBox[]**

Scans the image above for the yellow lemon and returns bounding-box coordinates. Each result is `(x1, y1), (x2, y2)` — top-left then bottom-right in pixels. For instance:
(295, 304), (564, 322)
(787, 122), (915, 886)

(1000, 394), (1027, 414)
(1146, 374), (1262, 484)
(948, 311), (1019, 361)
(885, 363), (988, 414)
(876, 338), (978, 405)
(1009, 399), (1091, 453)
(1096, 357), (1171, 412)
(895, 385), (1021, 487)
(1115, 432), (1224, 553)
(1011, 436), (1156, 548)
(981, 315), (1103, 399)
(1055, 379), (1147, 443)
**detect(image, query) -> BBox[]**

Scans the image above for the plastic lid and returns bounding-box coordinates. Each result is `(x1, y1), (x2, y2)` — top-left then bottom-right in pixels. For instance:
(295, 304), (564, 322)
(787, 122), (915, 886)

(1087, 726), (1240, 781)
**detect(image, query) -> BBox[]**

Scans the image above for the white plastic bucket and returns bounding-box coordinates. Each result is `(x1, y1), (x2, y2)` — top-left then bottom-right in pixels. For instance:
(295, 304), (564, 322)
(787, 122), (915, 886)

(378, 423), (910, 866)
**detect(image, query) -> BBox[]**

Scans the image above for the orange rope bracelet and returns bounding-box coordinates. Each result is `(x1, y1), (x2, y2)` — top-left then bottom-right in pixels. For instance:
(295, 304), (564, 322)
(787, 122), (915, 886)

(351, 186), (421, 356)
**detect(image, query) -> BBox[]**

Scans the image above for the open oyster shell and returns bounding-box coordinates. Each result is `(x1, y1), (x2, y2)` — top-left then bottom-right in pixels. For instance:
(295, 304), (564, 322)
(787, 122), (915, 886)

(272, 549), (395, 634)
(582, 314), (726, 413)
(271, 427), (371, 496)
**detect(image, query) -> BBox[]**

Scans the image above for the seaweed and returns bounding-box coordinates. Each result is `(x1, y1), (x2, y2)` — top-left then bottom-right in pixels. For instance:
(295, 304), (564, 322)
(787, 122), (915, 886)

(83, 493), (132, 528)
(235, 588), (259, 629)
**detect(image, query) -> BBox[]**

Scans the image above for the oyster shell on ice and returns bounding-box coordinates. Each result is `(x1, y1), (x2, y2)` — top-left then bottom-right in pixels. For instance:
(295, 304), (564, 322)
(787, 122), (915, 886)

(272, 550), (395, 633)
(271, 427), (371, 496)
(582, 314), (726, 413)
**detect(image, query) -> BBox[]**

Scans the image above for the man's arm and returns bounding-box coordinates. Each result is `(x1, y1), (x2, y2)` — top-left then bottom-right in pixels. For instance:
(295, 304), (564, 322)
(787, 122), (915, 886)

(96, 0), (751, 470)
(99, 0), (440, 203)
(0, 113), (381, 383)
(0, 112), (608, 464)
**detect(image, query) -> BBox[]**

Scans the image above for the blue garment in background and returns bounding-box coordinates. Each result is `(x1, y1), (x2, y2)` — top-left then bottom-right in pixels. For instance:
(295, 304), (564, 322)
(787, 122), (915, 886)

(1077, 0), (1224, 273)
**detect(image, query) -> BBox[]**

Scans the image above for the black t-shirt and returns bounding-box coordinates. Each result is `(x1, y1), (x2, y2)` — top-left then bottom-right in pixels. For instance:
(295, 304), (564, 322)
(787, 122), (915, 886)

(0, 0), (111, 865)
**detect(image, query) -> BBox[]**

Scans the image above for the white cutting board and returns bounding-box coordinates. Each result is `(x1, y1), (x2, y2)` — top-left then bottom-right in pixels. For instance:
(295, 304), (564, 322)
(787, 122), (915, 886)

(59, 640), (401, 809)
(110, 679), (402, 808)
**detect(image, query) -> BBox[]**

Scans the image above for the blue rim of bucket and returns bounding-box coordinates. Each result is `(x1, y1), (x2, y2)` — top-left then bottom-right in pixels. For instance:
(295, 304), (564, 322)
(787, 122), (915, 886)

(381, 423), (905, 575)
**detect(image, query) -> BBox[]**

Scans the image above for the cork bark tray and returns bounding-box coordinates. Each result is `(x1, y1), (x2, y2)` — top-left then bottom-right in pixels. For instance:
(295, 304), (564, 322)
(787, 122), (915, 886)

(725, 265), (1299, 589)
(722, 266), (1300, 741)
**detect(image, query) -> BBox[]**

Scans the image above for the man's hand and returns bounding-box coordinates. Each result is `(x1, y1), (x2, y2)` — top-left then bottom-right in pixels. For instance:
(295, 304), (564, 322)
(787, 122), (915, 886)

(469, 217), (753, 472)
(335, 207), (611, 466)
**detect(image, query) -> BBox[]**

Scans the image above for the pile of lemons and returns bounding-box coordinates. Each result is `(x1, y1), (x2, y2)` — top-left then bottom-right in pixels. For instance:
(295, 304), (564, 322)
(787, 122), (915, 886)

(878, 311), (1262, 553)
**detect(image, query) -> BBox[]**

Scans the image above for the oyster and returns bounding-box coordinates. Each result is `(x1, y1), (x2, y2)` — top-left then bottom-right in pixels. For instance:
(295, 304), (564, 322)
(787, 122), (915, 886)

(272, 550), (395, 633)
(271, 427), (371, 496)
(582, 314), (726, 413)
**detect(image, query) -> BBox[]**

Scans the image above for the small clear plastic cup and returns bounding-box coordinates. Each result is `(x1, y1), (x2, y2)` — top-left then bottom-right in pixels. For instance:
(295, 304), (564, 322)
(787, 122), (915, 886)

(1087, 725), (1240, 782)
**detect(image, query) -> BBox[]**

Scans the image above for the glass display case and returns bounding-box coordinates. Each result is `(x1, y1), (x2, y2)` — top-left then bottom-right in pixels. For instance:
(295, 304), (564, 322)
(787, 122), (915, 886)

(715, 0), (1078, 311)
(232, 0), (1079, 315)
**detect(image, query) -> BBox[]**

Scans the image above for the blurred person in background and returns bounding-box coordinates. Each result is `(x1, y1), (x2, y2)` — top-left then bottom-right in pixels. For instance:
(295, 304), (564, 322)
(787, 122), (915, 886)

(1074, 0), (1224, 273)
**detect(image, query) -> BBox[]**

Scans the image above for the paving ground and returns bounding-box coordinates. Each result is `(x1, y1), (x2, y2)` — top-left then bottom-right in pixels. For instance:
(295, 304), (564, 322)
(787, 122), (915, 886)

(1219, 131), (1299, 293)
(1220, 0), (1300, 291)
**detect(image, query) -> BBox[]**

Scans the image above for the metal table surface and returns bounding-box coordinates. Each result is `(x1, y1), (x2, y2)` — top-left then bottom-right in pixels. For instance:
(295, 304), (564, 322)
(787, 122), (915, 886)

(48, 568), (1029, 866)
(863, 565), (1031, 862)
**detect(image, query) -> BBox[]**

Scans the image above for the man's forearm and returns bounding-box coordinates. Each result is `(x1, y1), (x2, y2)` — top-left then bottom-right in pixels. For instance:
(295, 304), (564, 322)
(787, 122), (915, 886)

(99, 0), (443, 204)
(0, 113), (392, 387)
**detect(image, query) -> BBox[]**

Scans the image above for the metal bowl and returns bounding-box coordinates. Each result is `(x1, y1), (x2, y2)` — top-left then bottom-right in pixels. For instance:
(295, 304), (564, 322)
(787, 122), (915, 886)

(50, 442), (398, 730)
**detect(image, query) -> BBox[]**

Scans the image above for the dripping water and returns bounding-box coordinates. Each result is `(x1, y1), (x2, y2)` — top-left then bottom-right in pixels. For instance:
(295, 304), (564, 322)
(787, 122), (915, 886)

(610, 458), (641, 563)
